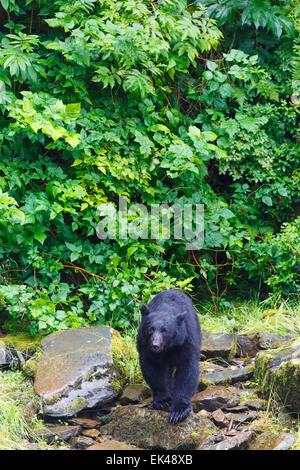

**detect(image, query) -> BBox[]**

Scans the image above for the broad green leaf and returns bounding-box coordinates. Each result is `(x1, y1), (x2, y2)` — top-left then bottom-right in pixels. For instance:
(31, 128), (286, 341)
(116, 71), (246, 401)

(66, 133), (81, 148)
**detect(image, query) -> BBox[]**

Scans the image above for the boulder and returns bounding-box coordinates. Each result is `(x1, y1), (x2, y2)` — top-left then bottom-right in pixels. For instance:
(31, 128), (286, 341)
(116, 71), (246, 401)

(101, 405), (219, 450)
(254, 338), (300, 412)
(34, 326), (125, 417)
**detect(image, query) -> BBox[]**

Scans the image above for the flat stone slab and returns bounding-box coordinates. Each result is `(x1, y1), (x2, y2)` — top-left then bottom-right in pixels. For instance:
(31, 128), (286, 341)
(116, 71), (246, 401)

(224, 410), (258, 424)
(37, 425), (81, 443)
(249, 432), (297, 450)
(192, 386), (242, 412)
(86, 439), (138, 450)
(34, 326), (120, 416)
(236, 333), (294, 358)
(211, 431), (255, 450)
(256, 333), (294, 350)
(201, 331), (237, 361)
(68, 417), (101, 429)
(199, 364), (254, 389)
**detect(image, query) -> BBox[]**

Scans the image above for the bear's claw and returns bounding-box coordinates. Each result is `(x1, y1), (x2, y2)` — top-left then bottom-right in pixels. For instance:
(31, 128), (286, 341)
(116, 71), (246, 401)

(169, 405), (191, 424)
(152, 398), (171, 410)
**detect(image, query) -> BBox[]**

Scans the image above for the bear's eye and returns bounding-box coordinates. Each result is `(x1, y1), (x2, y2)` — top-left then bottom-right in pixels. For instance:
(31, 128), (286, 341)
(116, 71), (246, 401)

(161, 327), (166, 333)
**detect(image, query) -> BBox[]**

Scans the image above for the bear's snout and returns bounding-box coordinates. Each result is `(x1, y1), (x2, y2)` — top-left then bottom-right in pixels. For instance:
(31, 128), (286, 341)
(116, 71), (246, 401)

(150, 332), (164, 353)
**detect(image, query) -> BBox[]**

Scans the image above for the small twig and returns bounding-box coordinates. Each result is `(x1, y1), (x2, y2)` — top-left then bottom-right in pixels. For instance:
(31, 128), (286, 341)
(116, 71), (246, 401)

(62, 264), (106, 281)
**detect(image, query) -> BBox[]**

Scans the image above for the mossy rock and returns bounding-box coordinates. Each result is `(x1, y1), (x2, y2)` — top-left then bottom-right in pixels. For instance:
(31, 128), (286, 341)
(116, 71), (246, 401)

(254, 338), (300, 412)
(101, 405), (219, 450)
(2, 333), (42, 358)
(33, 326), (128, 417)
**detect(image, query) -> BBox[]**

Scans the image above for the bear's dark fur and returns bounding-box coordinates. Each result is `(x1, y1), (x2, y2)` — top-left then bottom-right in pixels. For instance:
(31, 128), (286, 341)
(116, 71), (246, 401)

(137, 289), (201, 423)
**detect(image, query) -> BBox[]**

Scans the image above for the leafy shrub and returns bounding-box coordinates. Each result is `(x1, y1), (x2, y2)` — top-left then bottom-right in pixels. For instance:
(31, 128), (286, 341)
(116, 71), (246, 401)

(0, 0), (298, 335)
(238, 217), (300, 295)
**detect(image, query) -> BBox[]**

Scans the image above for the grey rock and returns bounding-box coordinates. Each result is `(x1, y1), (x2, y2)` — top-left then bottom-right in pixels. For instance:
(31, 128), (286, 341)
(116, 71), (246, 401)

(201, 331), (237, 361)
(119, 384), (151, 405)
(34, 326), (121, 417)
(243, 398), (266, 410)
(199, 365), (254, 389)
(192, 386), (242, 412)
(69, 435), (95, 449)
(256, 333), (294, 350)
(211, 408), (228, 428)
(225, 410), (258, 424)
(272, 433), (297, 450)
(249, 431), (297, 450)
(37, 425), (82, 443)
(235, 333), (294, 358)
(212, 431), (255, 450)
(236, 335), (259, 358)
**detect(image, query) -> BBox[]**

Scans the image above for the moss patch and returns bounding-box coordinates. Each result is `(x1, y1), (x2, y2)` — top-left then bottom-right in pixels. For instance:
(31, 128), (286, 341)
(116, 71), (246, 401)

(254, 339), (300, 412)
(2, 333), (41, 356)
(111, 330), (143, 387)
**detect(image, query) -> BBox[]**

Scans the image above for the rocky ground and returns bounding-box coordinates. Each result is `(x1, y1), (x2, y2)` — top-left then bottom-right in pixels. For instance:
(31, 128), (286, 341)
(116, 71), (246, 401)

(0, 326), (300, 450)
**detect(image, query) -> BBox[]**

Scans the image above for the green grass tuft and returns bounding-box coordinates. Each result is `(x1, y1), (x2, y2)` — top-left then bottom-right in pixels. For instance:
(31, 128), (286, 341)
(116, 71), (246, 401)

(197, 298), (300, 336)
(0, 370), (49, 450)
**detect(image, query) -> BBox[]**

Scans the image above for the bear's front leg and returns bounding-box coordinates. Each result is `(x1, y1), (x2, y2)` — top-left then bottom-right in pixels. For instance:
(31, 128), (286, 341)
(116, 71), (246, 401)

(139, 352), (172, 410)
(169, 350), (199, 424)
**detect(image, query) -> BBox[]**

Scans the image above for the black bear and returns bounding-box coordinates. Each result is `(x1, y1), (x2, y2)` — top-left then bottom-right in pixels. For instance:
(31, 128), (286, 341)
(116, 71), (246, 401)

(137, 289), (201, 423)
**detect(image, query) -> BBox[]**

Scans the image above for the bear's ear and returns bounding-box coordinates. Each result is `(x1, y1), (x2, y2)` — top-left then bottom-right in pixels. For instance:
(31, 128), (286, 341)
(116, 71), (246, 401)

(140, 304), (150, 316)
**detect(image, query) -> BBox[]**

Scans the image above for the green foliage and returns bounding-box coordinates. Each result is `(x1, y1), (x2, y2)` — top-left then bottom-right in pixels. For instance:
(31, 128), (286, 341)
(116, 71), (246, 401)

(198, 0), (295, 37)
(238, 218), (300, 295)
(0, 0), (298, 335)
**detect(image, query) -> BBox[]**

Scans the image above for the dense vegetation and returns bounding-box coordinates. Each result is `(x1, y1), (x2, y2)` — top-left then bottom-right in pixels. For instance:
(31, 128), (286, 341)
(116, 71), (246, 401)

(0, 0), (299, 336)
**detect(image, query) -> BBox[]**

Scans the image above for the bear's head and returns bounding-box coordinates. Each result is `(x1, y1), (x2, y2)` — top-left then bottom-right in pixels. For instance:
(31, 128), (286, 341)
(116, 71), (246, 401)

(140, 304), (187, 353)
